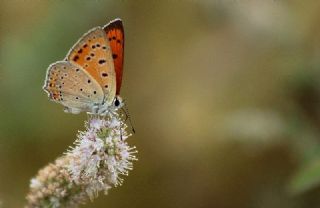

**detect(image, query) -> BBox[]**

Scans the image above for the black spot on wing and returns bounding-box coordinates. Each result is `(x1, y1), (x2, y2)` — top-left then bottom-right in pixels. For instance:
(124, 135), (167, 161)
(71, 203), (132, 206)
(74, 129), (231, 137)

(73, 55), (79, 62)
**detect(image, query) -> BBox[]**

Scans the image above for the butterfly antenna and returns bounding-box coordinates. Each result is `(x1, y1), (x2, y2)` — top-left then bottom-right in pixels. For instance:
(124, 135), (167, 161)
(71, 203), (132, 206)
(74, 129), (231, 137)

(121, 102), (136, 134)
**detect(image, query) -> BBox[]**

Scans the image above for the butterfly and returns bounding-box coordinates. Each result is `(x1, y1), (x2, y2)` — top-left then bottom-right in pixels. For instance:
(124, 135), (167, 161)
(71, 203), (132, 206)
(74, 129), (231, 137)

(43, 19), (125, 114)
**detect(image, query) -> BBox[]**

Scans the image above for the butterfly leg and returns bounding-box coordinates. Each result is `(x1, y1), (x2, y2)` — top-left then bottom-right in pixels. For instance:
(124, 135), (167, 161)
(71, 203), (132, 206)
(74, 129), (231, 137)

(87, 103), (98, 115)
(120, 123), (123, 141)
(64, 107), (81, 114)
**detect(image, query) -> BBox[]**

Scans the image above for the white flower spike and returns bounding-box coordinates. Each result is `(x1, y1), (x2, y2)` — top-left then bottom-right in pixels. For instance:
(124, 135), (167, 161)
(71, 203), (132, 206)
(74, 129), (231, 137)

(26, 112), (137, 208)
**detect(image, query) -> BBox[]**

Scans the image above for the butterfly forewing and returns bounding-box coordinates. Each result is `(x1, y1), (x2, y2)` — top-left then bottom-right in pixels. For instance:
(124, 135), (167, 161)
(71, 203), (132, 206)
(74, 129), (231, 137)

(43, 61), (104, 113)
(103, 19), (124, 95)
(66, 27), (116, 105)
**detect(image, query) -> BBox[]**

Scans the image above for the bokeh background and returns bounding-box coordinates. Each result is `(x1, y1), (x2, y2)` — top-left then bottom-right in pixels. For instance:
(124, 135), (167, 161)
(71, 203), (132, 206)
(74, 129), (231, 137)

(1, 0), (320, 207)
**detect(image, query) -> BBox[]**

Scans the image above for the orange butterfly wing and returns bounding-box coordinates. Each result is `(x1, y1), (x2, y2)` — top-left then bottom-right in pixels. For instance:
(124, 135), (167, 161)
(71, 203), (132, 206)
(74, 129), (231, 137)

(65, 27), (116, 105)
(103, 19), (124, 95)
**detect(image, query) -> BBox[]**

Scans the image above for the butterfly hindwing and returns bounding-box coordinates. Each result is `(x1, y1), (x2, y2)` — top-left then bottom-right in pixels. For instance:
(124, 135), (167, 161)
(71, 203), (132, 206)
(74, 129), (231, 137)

(43, 61), (104, 113)
(66, 27), (116, 105)
(103, 19), (124, 95)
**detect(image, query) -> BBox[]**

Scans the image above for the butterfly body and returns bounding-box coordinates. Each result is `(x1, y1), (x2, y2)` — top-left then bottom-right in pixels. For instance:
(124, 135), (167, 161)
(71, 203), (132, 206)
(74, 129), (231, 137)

(43, 19), (125, 114)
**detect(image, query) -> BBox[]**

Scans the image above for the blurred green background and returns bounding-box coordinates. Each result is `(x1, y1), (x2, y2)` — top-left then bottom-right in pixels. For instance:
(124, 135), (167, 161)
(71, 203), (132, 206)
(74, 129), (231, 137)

(1, 0), (320, 207)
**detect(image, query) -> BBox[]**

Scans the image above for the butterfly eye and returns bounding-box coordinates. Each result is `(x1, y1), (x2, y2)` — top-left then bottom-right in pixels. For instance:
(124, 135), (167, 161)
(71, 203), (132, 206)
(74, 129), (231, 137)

(113, 96), (123, 109)
(114, 99), (120, 107)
